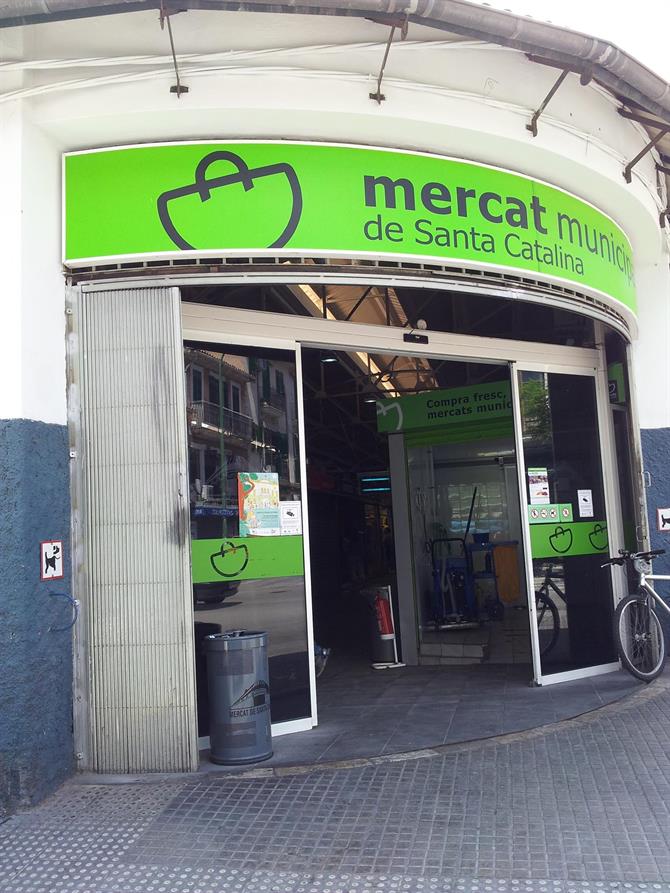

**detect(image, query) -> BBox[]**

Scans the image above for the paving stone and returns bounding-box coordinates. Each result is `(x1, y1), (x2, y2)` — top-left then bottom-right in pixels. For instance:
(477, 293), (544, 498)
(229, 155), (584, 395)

(2, 680), (670, 892)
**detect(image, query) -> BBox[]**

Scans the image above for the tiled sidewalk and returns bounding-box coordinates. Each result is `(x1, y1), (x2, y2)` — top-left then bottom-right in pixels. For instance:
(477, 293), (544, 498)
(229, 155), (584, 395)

(2, 677), (670, 893)
(200, 662), (642, 771)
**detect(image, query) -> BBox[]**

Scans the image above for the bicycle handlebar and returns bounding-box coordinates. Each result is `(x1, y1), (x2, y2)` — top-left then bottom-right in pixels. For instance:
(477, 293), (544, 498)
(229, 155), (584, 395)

(601, 548), (665, 568)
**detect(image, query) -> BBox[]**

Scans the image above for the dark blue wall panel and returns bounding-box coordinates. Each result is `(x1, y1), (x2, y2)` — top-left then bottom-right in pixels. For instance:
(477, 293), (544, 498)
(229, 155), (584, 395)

(641, 428), (670, 641)
(641, 428), (670, 576)
(0, 420), (73, 814)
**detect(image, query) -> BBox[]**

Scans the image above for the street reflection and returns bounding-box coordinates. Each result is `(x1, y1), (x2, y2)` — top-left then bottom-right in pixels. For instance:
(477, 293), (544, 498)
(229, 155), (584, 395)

(185, 344), (310, 732)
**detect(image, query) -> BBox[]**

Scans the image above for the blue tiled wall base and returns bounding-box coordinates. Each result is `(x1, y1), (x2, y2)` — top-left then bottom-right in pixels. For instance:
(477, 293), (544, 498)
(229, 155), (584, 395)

(641, 427), (670, 637)
(0, 420), (73, 814)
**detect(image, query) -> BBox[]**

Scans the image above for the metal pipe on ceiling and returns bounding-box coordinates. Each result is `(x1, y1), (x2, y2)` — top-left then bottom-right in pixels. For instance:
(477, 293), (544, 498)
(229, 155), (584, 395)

(1, 0), (668, 126)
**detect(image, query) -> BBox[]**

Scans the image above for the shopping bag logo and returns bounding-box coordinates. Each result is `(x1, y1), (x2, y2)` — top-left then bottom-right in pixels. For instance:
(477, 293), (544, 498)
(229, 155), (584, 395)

(210, 541), (249, 578)
(157, 150), (303, 250)
(548, 525), (573, 555)
(588, 523), (608, 552)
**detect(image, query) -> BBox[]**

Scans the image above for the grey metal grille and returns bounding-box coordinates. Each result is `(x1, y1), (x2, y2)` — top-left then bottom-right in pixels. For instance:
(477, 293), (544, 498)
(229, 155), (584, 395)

(77, 286), (197, 774)
(67, 255), (631, 336)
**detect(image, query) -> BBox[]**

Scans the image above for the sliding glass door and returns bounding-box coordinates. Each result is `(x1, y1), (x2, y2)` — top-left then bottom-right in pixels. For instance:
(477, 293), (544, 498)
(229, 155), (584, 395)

(515, 368), (618, 680)
(184, 340), (313, 735)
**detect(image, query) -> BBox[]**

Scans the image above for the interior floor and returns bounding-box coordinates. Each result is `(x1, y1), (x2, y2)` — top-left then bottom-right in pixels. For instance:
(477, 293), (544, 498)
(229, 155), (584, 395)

(420, 605), (532, 665)
(199, 655), (641, 771)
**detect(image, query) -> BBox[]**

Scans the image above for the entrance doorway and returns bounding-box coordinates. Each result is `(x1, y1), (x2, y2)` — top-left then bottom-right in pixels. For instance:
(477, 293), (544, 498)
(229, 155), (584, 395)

(180, 298), (625, 750)
(302, 347), (531, 681)
(68, 282), (637, 772)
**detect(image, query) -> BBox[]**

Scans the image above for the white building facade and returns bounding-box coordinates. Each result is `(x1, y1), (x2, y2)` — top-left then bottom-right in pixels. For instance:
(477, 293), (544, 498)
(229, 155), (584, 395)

(1, 1), (668, 809)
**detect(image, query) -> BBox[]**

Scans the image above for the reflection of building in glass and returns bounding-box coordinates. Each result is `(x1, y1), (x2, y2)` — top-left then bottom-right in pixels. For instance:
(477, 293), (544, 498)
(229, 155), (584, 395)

(184, 349), (299, 539)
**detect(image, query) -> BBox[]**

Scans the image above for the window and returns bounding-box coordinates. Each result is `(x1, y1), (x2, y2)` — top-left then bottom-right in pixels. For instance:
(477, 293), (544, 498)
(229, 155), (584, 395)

(231, 383), (241, 414)
(262, 364), (271, 400)
(191, 368), (203, 403)
(184, 343), (310, 726)
(276, 370), (285, 395)
(208, 373), (220, 405)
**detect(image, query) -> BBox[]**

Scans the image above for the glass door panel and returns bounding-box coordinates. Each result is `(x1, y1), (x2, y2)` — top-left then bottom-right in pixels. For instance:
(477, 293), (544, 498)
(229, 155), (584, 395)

(518, 370), (616, 676)
(185, 341), (311, 733)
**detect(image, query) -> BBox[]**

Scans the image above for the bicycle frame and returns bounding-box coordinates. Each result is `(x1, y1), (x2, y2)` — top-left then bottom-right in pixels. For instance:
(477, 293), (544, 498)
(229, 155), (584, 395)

(539, 575), (565, 605)
(638, 572), (670, 617)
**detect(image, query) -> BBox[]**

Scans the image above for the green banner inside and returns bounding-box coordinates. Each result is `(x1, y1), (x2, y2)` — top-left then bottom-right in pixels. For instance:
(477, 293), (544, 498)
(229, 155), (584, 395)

(378, 381), (513, 435)
(404, 418), (514, 449)
(64, 142), (636, 312)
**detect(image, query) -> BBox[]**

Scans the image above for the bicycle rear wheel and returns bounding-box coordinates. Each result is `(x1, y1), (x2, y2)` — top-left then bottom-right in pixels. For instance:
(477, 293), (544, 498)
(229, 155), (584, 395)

(615, 594), (665, 682)
(536, 591), (560, 657)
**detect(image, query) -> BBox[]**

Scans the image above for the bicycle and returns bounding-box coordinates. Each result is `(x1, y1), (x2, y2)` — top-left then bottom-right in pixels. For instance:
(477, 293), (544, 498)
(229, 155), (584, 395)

(535, 563), (562, 657)
(602, 549), (669, 682)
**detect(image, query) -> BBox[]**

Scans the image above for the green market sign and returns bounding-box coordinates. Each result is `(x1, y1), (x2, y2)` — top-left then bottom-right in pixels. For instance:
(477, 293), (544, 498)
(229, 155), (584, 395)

(63, 142), (636, 313)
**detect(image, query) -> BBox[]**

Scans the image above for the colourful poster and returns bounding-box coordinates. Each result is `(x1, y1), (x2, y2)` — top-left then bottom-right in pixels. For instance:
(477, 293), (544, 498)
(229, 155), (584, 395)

(528, 467), (550, 505)
(238, 472), (280, 536)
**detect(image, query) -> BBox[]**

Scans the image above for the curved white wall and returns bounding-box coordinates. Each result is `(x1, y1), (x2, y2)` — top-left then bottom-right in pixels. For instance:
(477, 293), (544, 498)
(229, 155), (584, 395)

(2, 8), (668, 427)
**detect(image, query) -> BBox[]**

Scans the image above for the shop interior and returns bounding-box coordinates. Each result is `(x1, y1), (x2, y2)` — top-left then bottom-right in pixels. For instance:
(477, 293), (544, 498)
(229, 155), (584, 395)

(182, 282), (636, 758)
(302, 346), (532, 673)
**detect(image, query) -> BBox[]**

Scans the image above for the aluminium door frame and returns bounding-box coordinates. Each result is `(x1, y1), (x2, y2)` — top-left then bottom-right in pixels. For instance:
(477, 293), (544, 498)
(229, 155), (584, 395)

(182, 318), (318, 737)
(181, 302), (602, 372)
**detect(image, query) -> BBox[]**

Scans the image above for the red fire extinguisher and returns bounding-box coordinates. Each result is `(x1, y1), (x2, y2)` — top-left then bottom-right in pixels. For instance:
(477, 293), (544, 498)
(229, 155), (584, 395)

(374, 590), (395, 640)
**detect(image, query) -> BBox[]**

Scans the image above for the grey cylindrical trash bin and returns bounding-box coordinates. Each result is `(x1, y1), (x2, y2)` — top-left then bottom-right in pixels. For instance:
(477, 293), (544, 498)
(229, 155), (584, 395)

(205, 630), (273, 765)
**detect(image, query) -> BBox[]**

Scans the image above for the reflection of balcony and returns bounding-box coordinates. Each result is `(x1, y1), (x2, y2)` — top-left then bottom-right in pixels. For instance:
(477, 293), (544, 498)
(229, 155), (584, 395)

(279, 456), (291, 482)
(188, 402), (254, 440)
(261, 389), (286, 412)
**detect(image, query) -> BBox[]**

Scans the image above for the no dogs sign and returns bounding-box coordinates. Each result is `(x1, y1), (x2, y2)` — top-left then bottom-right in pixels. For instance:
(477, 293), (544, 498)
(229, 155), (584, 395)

(40, 541), (64, 580)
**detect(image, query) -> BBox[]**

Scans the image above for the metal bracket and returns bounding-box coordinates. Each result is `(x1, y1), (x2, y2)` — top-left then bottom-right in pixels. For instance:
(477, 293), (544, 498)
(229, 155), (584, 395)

(49, 592), (80, 633)
(523, 55), (594, 138)
(369, 14), (408, 105)
(526, 69), (570, 137)
(618, 107), (670, 130)
(623, 127), (669, 183)
(159, 1), (189, 97)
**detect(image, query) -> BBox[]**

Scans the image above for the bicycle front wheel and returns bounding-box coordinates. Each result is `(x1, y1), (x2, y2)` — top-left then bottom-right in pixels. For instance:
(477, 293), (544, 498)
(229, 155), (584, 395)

(536, 591), (560, 657)
(615, 594), (665, 682)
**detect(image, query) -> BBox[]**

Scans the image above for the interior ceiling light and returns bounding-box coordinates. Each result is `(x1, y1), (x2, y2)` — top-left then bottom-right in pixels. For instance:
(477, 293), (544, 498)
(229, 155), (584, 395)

(290, 282), (432, 398)
(291, 283), (397, 393)
(321, 354), (338, 364)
